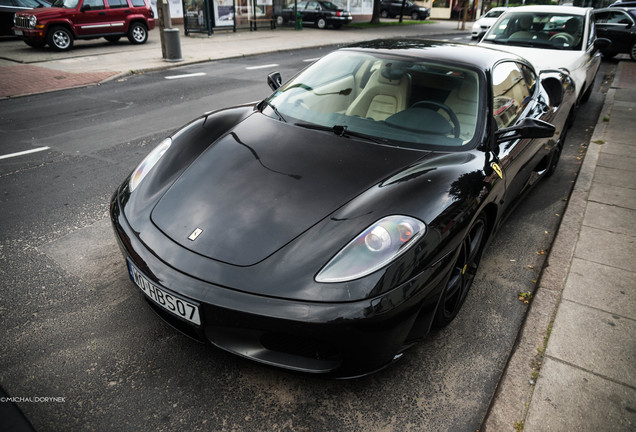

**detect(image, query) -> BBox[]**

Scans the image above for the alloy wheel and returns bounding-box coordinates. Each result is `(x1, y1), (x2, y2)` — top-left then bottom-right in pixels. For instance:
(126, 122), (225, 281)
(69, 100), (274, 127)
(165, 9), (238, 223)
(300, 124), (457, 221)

(434, 214), (487, 328)
(48, 27), (72, 51)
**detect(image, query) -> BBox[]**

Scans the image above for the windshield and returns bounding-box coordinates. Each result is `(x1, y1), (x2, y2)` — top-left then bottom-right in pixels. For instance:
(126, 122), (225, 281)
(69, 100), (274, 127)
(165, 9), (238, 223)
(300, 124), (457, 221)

(263, 50), (482, 150)
(51, 0), (79, 7)
(483, 12), (585, 51)
(484, 9), (505, 19)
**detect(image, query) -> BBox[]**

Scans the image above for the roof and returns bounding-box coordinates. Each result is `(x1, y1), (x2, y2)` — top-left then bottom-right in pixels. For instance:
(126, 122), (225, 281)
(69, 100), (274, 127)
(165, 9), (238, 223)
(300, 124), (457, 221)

(344, 39), (530, 71)
(503, 5), (591, 16)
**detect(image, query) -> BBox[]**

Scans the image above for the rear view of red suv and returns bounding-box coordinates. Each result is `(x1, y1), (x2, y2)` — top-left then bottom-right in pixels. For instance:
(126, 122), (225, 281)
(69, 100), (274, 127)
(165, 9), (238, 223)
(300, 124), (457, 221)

(13, 0), (155, 51)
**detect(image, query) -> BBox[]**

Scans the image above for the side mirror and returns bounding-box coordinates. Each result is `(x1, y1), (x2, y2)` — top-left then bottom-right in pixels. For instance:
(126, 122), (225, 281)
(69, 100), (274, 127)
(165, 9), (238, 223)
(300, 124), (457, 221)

(593, 37), (611, 53)
(80, 4), (91, 11)
(267, 72), (282, 91)
(495, 117), (555, 144)
(540, 76), (564, 107)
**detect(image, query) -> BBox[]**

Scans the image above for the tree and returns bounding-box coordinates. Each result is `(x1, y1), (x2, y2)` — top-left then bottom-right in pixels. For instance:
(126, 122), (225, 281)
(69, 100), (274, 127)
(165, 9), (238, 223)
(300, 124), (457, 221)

(371, 0), (381, 24)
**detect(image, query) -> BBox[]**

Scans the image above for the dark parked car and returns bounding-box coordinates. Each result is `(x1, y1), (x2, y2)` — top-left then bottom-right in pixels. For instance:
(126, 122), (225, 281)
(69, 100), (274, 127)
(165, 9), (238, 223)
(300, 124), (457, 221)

(609, 1), (636, 7)
(380, 0), (430, 20)
(111, 40), (575, 377)
(275, 0), (351, 29)
(12, 0), (155, 51)
(0, 0), (49, 36)
(594, 7), (636, 60)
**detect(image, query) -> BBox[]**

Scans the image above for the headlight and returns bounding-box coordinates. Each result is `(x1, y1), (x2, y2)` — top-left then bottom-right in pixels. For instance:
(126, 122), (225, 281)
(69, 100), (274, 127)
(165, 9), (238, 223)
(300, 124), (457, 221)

(29, 15), (37, 28)
(129, 138), (171, 192)
(315, 215), (426, 283)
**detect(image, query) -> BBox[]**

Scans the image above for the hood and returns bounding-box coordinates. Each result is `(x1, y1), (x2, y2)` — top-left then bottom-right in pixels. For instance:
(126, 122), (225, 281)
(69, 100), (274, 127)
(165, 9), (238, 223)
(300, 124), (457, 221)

(19, 7), (66, 18)
(150, 114), (424, 266)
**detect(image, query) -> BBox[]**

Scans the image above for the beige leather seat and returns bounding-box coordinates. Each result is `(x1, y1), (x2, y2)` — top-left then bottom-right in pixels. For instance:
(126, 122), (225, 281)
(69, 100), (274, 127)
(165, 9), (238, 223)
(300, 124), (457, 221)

(510, 15), (533, 39)
(444, 77), (479, 142)
(345, 65), (411, 121)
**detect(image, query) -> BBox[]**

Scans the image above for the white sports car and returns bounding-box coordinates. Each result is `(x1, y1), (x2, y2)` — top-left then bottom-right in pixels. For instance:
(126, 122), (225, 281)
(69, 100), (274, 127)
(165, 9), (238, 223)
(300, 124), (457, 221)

(479, 5), (610, 104)
(471, 7), (508, 39)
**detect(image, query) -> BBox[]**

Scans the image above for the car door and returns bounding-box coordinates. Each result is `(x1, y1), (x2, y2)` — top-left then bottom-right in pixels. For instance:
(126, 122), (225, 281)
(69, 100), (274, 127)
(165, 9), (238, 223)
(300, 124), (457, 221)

(73, 0), (109, 36)
(302, 0), (320, 24)
(105, 0), (130, 35)
(389, 1), (402, 16)
(597, 10), (634, 53)
(581, 12), (601, 96)
(491, 61), (550, 216)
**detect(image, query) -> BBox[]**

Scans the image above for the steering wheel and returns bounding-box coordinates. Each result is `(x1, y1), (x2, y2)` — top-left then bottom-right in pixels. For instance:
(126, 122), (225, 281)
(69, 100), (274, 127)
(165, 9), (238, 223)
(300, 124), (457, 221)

(549, 32), (574, 45)
(410, 101), (461, 138)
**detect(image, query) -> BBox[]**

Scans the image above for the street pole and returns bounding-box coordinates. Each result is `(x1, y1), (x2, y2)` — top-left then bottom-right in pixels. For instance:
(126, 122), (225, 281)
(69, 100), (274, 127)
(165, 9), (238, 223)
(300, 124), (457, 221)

(157, 0), (172, 59)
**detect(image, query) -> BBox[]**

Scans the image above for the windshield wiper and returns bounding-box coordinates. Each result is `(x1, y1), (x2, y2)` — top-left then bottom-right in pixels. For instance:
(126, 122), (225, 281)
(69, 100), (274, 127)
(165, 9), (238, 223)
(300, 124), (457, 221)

(294, 122), (387, 144)
(261, 100), (287, 123)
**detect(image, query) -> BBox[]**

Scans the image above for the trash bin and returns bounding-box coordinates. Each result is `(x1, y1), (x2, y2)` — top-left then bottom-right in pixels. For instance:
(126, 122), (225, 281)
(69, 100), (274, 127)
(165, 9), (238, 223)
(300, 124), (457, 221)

(163, 28), (183, 62)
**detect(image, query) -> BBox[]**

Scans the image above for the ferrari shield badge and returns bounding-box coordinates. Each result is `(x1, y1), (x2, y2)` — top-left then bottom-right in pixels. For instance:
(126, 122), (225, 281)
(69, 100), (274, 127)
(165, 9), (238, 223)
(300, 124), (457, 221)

(188, 228), (203, 241)
(491, 162), (503, 179)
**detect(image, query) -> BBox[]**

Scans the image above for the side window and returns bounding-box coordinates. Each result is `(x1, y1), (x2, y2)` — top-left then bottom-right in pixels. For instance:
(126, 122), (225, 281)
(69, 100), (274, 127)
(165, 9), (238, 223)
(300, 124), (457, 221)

(130, 0), (145, 5)
(82, 0), (105, 10)
(609, 11), (632, 24)
(492, 62), (532, 129)
(518, 63), (536, 95)
(107, 0), (128, 8)
(594, 12), (609, 24)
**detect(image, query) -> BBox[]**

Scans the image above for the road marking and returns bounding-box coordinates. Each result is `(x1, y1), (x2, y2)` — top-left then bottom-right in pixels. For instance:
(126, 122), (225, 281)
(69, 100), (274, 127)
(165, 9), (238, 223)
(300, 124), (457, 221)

(165, 72), (206, 80)
(245, 64), (279, 70)
(0, 146), (50, 160)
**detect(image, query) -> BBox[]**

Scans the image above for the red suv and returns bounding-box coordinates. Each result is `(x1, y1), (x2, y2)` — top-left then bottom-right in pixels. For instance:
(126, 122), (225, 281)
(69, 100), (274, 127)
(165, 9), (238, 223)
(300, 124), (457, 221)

(13, 0), (155, 51)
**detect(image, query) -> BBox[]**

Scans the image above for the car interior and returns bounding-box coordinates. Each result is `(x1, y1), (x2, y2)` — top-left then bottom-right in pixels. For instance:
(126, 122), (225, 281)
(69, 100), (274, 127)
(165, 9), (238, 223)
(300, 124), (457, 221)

(272, 56), (480, 148)
(487, 13), (584, 49)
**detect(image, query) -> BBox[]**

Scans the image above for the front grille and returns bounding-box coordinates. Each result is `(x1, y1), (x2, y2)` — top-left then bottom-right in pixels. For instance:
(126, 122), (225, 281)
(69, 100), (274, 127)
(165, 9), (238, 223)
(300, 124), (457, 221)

(14, 16), (33, 29)
(260, 332), (341, 362)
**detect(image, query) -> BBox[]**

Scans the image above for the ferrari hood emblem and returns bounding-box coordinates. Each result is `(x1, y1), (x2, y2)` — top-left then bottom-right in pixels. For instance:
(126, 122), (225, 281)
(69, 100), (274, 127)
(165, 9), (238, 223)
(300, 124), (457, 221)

(188, 228), (203, 241)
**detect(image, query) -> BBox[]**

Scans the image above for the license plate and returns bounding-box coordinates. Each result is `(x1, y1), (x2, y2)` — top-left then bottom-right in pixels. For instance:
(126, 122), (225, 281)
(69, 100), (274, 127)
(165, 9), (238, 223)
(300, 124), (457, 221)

(14, 30), (23, 36)
(127, 259), (201, 326)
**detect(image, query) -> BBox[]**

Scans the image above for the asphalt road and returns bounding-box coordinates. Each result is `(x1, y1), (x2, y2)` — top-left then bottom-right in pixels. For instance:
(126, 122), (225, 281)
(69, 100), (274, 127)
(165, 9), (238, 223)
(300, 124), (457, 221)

(0, 42), (617, 431)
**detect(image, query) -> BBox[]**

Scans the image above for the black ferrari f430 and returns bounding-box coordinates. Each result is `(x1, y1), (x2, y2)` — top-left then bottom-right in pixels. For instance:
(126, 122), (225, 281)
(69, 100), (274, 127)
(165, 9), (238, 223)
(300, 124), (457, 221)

(110, 40), (576, 377)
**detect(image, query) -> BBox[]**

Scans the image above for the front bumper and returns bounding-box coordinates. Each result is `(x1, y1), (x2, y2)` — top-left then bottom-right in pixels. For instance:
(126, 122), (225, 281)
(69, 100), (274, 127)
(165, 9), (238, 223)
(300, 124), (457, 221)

(13, 27), (46, 41)
(110, 187), (449, 377)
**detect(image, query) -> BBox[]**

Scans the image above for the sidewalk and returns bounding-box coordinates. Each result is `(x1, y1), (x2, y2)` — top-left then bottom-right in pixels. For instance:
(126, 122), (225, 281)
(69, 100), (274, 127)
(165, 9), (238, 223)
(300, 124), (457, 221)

(0, 20), (467, 99)
(484, 61), (636, 431)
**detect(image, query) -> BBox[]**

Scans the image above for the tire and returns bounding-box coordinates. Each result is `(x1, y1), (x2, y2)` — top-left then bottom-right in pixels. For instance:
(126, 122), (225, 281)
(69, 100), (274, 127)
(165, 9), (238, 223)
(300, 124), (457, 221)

(127, 22), (148, 45)
(105, 36), (121, 43)
(25, 40), (46, 48)
(546, 125), (567, 177)
(631, 42), (636, 62)
(47, 26), (73, 51)
(433, 213), (488, 328)
(580, 81), (593, 104)
(316, 17), (327, 29)
(411, 11), (419, 20)
(276, 15), (284, 26)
